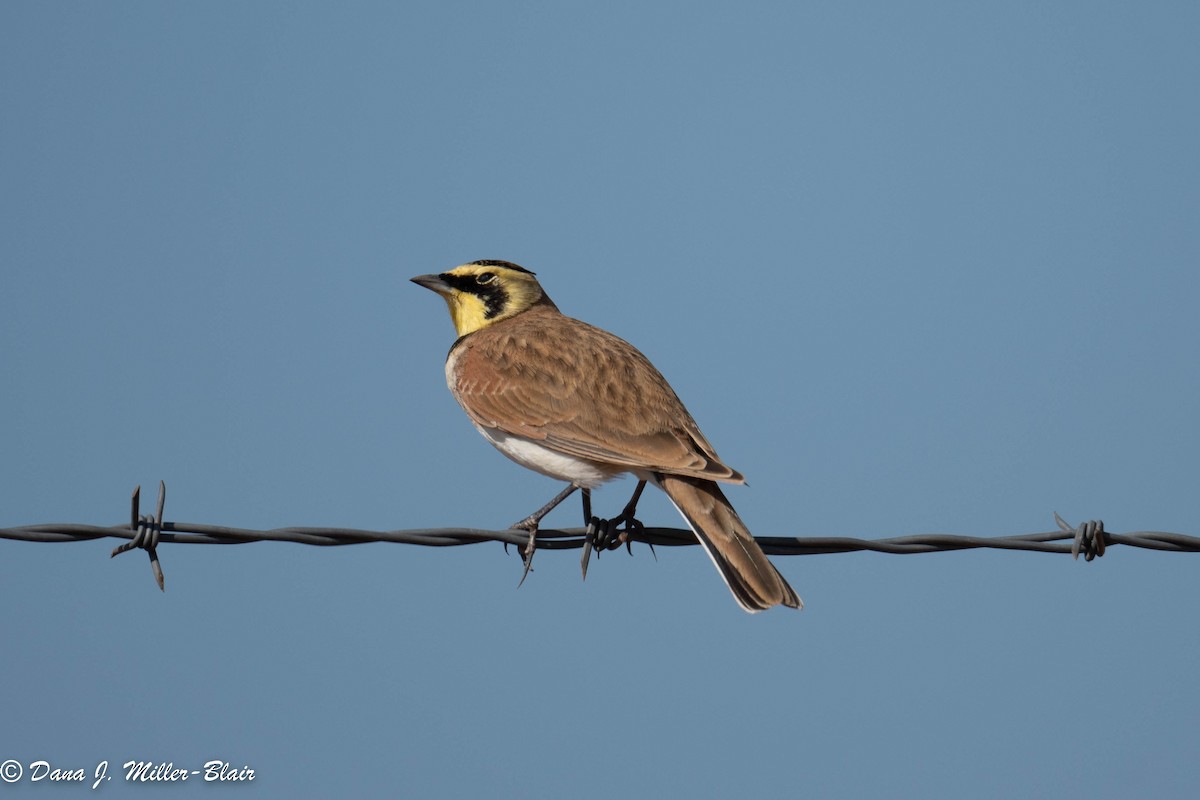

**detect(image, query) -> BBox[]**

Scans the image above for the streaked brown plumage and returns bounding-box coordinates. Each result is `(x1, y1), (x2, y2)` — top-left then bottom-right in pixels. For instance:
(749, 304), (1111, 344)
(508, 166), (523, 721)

(412, 260), (801, 612)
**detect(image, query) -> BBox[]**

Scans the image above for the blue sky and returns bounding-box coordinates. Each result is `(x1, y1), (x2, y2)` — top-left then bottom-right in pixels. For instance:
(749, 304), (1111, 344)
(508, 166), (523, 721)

(2, 2), (1198, 797)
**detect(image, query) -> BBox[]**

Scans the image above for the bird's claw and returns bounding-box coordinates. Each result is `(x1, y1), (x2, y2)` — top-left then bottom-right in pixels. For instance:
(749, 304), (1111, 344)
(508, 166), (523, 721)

(508, 484), (580, 586)
(514, 523), (538, 588)
(623, 517), (645, 555)
(580, 509), (646, 579)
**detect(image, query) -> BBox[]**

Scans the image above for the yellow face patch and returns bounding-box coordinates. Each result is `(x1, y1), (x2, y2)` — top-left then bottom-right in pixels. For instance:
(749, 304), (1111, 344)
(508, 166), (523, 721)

(440, 288), (488, 338)
(426, 263), (547, 337)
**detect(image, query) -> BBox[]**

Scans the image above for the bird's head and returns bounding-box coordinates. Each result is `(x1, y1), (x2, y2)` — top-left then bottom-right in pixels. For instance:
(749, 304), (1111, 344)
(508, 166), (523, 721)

(411, 260), (553, 336)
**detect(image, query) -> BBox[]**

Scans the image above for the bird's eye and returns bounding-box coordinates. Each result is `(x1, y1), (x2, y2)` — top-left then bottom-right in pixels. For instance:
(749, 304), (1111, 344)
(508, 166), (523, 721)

(476, 272), (495, 285)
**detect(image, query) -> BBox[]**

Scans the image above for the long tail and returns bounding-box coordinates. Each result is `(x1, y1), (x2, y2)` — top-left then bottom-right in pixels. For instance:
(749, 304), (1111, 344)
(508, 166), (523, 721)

(655, 473), (802, 613)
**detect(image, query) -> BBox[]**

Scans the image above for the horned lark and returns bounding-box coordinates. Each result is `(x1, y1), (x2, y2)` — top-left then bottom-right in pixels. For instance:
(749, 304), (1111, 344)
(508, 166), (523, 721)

(411, 260), (801, 612)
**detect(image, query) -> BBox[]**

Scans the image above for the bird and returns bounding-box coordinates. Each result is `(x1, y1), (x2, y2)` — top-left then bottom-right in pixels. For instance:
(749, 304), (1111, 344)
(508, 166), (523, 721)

(411, 260), (801, 612)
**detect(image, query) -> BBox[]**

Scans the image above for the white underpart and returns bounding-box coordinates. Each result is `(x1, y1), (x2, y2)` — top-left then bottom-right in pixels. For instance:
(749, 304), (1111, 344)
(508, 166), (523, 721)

(474, 425), (620, 489)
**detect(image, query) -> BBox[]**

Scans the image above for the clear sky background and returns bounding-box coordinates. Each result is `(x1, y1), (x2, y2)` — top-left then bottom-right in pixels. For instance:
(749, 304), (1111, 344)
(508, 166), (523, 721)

(2, 2), (1197, 797)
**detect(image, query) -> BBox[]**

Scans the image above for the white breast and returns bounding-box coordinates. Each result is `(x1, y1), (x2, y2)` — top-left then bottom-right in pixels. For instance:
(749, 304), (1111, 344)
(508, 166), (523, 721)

(474, 425), (619, 489)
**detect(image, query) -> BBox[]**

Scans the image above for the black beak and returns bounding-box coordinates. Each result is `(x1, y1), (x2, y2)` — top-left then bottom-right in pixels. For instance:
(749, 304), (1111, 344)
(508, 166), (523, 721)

(410, 273), (451, 294)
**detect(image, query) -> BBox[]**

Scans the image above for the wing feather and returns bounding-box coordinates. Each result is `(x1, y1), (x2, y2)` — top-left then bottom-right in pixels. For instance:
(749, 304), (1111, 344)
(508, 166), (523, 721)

(448, 306), (743, 483)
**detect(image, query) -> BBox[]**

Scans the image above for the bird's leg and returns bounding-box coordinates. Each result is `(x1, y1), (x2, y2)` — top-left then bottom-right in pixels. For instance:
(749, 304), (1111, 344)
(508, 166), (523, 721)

(609, 480), (648, 553)
(581, 480), (648, 579)
(510, 484), (578, 531)
(510, 483), (577, 587)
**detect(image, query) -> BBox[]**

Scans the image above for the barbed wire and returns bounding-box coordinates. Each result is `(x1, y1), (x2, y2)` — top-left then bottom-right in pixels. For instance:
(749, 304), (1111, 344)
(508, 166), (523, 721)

(2, 482), (1197, 590)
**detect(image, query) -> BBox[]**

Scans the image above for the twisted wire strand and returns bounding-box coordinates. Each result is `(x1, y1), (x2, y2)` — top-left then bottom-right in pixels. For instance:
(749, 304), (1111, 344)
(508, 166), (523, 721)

(6, 523), (1194, 553)
(2, 483), (1197, 589)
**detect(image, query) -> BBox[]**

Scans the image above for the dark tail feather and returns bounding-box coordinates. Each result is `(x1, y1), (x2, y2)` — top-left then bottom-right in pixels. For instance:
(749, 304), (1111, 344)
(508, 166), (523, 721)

(655, 473), (801, 613)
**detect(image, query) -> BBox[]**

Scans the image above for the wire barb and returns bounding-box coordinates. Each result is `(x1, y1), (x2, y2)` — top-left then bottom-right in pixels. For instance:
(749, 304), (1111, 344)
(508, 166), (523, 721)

(1056, 512), (1107, 562)
(111, 481), (167, 591)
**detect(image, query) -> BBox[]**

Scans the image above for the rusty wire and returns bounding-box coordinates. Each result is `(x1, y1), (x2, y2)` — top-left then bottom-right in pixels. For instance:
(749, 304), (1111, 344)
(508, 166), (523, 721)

(2, 482), (1197, 590)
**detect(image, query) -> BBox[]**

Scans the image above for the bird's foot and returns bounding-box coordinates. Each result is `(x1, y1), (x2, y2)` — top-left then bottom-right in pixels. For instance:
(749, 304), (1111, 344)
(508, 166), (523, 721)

(580, 504), (646, 579)
(509, 512), (541, 532)
(508, 517), (540, 588)
(505, 484), (579, 588)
